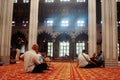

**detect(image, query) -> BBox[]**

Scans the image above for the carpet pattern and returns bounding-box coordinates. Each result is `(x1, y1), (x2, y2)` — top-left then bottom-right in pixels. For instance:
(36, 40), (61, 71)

(0, 61), (120, 80)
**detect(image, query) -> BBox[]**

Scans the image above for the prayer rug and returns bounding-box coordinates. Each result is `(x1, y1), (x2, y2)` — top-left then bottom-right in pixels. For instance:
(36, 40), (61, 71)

(0, 61), (120, 80)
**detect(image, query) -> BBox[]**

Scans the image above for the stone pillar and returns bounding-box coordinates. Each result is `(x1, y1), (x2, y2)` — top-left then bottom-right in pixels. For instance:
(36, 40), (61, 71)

(0, 0), (13, 64)
(88, 0), (97, 57)
(119, 43), (120, 60)
(71, 38), (75, 60)
(102, 0), (118, 67)
(0, 1), (2, 50)
(52, 38), (56, 60)
(28, 0), (39, 50)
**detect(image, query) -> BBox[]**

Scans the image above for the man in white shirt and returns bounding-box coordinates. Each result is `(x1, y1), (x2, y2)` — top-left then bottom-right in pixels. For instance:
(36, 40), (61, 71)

(20, 44), (43, 73)
(77, 50), (96, 68)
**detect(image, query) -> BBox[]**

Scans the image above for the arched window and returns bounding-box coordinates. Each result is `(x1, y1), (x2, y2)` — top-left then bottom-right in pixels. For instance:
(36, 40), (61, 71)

(76, 42), (85, 55)
(45, 0), (54, 3)
(60, 0), (70, 2)
(48, 42), (53, 57)
(59, 41), (69, 57)
(14, 0), (17, 3)
(23, 0), (29, 3)
(77, 0), (86, 2)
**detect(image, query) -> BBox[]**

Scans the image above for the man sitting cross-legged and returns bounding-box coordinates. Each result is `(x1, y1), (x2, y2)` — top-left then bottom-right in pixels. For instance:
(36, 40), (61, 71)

(20, 44), (46, 73)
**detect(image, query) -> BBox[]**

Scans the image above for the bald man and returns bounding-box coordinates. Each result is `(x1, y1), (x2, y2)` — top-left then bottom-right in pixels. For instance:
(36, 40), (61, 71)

(20, 44), (43, 73)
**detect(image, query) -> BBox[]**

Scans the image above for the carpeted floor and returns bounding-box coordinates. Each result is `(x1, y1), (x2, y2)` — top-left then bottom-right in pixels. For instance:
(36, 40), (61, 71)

(0, 61), (120, 80)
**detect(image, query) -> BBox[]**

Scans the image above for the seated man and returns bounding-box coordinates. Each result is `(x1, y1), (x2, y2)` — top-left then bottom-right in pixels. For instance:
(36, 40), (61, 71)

(37, 50), (50, 70)
(95, 51), (104, 67)
(77, 50), (96, 68)
(90, 51), (104, 67)
(20, 44), (43, 73)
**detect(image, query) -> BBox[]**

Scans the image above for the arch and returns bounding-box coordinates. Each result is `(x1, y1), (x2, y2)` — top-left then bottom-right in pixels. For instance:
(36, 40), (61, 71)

(37, 32), (52, 52)
(75, 33), (88, 42)
(54, 33), (73, 60)
(11, 31), (26, 49)
(56, 32), (72, 42)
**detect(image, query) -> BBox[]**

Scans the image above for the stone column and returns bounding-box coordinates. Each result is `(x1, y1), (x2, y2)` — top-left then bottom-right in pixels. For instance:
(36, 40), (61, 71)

(102, 0), (118, 67)
(71, 38), (75, 60)
(0, 0), (13, 64)
(28, 0), (39, 50)
(0, 1), (2, 51)
(88, 0), (97, 57)
(52, 38), (56, 60)
(118, 42), (120, 61)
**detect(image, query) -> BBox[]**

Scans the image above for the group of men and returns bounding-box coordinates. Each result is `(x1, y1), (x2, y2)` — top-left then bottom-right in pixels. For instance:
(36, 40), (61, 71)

(20, 44), (104, 73)
(77, 50), (104, 68)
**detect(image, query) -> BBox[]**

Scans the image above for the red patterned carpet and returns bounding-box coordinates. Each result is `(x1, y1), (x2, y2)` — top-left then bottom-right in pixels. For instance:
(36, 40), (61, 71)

(0, 61), (120, 80)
